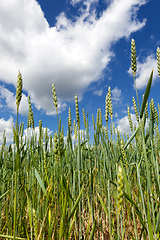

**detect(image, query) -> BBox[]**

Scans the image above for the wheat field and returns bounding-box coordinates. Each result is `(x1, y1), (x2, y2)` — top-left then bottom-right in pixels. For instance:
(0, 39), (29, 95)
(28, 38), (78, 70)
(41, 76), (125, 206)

(0, 40), (160, 240)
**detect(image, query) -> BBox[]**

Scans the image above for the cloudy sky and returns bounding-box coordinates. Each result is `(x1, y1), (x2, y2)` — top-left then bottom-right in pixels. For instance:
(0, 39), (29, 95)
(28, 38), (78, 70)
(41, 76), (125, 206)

(0, 0), (160, 144)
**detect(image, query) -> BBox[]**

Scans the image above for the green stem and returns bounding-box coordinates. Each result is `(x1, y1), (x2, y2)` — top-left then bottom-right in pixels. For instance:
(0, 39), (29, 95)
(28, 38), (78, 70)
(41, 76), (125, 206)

(13, 172), (17, 240)
(133, 75), (141, 113)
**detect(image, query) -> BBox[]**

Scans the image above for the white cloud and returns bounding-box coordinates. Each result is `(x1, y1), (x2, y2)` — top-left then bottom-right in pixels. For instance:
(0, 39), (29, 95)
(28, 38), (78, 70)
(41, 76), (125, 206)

(117, 111), (150, 136)
(93, 89), (103, 96)
(114, 112), (118, 117)
(111, 87), (122, 102)
(64, 129), (87, 148)
(0, 86), (28, 115)
(70, 0), (98, 7)
(128, 54), (158, 90)
(0, 117), (14, 144)
(23, 126), (52, 142)
(117, 113), (138, 135)
(0, 117), (52, 145)
(0, 0), (147, 115)
(46, 102), (68, 116)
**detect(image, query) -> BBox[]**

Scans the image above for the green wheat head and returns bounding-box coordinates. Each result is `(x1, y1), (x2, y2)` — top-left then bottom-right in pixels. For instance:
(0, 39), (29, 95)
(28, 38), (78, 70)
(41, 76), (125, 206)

(16, 71), (23, 112)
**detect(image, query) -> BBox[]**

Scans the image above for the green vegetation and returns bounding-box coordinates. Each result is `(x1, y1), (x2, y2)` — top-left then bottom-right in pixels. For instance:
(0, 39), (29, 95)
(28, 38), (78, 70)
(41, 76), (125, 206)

(0, 39), (160, 239)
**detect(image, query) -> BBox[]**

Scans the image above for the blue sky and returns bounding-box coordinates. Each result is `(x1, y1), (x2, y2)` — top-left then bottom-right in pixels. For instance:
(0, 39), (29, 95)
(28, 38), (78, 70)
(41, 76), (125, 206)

(0, 0), (160, 144)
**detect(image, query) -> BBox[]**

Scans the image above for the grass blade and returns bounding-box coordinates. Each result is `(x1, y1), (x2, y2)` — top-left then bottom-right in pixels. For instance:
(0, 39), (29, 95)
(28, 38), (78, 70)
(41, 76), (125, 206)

(140, 70), (153, 119)
(156, 209), (160, 233)
(0, 235), (27, 240)
(0, 190), (10, 200)
(69, 186), (84, 221)
(97, 194), (108, 217)
(124, 126), (140, 150)
(88, 220), (96, 240)
(35, 168), (47, 196)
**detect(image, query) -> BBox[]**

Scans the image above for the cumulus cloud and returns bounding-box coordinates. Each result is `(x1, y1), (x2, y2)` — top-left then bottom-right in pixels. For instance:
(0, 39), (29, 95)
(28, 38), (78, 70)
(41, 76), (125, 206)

(117, 111), (150, 135)
(111, 87), (122, 102)
(0, 116), (54, 145)
(23, 126), (52, 142)
(0, 116), (14, 144)
(117, 113), (138, 135)
(114, 112), (118, 117)
(93, 89), (103, 96)
(128, 54), (158, 89)
(0, 0), (147, 115)
(0, 85), (28, 115)
(70, 0), (98, 7)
